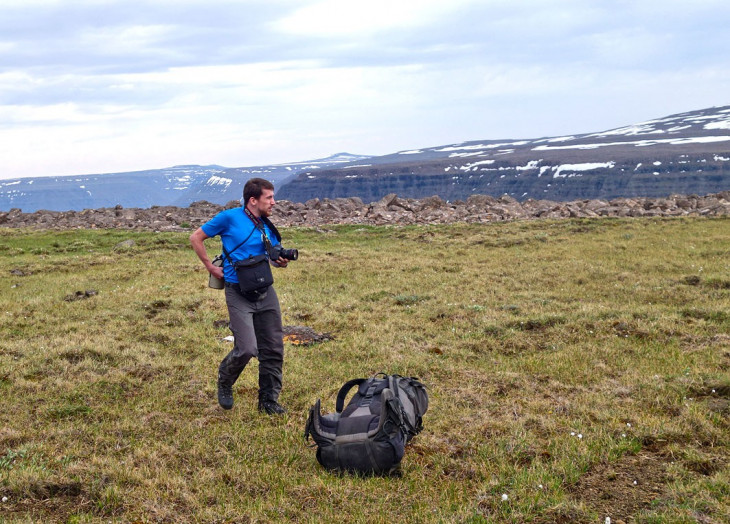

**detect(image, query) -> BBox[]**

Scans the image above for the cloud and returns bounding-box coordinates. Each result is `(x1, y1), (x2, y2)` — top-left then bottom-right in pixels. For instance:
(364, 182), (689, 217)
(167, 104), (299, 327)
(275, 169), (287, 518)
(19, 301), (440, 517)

(273, 0), (476, 37)
(0, 0), (729, 179)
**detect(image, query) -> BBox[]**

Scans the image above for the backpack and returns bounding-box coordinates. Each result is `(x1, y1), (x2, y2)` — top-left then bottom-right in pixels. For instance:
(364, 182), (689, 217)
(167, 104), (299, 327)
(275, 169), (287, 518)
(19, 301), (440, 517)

(304, 373), (428, 474)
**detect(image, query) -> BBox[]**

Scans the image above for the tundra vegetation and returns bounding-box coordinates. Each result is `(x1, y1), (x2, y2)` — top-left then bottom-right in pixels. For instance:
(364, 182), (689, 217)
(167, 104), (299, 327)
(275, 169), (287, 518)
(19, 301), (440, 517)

(0, 218), (728, 523)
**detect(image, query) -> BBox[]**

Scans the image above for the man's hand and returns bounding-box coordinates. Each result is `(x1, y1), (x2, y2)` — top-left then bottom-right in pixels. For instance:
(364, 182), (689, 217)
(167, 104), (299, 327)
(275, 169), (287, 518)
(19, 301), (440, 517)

(272, 257), (288, 268)
(209, 264), (224, 280)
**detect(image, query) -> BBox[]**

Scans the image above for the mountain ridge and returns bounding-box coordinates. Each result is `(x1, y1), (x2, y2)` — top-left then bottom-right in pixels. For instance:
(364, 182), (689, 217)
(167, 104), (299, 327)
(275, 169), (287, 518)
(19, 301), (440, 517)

(0, 153), (371, 213)
(277, 105), (730, 203)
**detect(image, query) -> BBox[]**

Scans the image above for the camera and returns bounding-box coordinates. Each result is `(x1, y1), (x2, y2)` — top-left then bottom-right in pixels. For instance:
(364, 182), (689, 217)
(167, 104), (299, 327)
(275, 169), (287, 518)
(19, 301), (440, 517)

(268, 245), (298, 261)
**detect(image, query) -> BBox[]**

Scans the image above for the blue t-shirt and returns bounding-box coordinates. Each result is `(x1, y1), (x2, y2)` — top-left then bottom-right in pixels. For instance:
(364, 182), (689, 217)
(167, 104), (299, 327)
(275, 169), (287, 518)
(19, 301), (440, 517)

(201, 207), (280, 283)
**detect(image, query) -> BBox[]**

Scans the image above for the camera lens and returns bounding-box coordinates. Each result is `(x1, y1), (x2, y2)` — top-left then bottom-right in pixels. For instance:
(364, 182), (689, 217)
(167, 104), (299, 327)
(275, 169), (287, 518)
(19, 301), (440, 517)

(282, 248), (298, 260)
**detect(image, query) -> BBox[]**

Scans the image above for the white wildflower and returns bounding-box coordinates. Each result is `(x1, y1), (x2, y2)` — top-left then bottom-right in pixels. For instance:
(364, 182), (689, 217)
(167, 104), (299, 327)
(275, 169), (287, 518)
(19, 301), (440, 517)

(578, 433), (583, 439)
(501, 494), (509, 501)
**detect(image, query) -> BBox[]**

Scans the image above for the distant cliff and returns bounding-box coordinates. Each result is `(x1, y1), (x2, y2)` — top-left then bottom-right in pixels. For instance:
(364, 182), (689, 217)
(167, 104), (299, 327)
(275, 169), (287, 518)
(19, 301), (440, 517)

(277, 105), (730, 203)
(277, 155), (729, 203)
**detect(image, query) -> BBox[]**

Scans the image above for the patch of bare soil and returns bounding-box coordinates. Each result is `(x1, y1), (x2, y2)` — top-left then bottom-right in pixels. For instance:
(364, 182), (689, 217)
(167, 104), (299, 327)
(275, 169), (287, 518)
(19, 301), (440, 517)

(282, 325), (333, 345)
(63, 289), (98, 302)
(569, 451), (670, 523)
(0, 481), (90, 523)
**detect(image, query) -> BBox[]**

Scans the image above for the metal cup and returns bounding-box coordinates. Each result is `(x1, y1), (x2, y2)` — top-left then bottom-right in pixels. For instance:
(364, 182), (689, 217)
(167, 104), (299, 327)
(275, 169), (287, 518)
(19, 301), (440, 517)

(208, 255), (224, 289)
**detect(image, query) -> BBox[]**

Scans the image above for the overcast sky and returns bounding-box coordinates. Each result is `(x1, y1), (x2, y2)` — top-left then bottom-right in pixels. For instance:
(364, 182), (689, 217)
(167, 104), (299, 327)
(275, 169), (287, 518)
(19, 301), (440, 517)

(1, 0), (729, 180)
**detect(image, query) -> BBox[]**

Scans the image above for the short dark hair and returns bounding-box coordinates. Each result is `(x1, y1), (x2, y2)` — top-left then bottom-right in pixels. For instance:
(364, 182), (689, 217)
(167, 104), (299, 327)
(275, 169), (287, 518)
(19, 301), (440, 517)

(243, 178), (274, 205)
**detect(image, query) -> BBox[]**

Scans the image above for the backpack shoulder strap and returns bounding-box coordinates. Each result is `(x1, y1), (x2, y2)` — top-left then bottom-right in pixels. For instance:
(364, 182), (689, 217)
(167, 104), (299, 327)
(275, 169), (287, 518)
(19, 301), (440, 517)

(221, 226), (257, 266)
(335, 378), (367, 413)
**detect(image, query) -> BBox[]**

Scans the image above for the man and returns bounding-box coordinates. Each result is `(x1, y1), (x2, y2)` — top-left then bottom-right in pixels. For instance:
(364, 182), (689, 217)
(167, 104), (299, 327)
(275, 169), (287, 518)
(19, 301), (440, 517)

(190, 178), (288, 415)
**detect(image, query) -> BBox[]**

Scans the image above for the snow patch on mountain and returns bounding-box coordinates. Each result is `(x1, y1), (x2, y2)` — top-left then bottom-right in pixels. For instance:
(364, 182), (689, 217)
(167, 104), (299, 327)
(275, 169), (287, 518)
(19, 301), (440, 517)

(437, 143), (495, 152)
(205, 175), (233, 188)
(460, 160), (496, 171)
(553, 162), (616, 178)
(517, 160), (542, 171)
(589, 124), (660, 137)
(533, 135), (730, 151)
(168, 175), (192, 191)
(449, 151), (489, 158)
(706, 119), (730, 130)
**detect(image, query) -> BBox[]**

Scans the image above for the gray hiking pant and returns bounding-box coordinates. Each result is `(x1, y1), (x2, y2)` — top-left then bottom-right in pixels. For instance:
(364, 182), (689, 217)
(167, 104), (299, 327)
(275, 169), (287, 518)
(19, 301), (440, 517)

(219, 284), (284, 402)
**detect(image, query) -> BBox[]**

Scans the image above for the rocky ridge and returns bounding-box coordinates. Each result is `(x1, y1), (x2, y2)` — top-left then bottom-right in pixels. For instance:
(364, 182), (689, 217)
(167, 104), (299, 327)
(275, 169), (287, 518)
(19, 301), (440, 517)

(1, 192), (728, 231)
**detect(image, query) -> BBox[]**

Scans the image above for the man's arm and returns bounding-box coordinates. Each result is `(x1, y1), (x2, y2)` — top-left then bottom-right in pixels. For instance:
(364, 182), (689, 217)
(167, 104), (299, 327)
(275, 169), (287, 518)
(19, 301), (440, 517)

(190, 227), (224, 279)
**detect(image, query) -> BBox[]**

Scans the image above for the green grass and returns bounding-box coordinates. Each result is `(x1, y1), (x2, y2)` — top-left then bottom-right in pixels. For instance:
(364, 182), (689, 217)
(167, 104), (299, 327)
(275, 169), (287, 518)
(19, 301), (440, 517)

(0, 218), (728, 523)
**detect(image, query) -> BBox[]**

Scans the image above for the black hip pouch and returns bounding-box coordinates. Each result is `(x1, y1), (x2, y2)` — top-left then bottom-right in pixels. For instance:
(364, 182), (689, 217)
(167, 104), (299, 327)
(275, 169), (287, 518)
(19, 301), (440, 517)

(234, 254), (274, 294)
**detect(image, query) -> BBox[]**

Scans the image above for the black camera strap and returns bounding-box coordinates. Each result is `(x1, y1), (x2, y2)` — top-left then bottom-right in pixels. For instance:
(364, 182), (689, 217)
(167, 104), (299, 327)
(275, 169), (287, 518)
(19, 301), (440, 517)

(244, 207), (275, 252)
(244, 208), (281, 243)
(261, 216), (281, 243)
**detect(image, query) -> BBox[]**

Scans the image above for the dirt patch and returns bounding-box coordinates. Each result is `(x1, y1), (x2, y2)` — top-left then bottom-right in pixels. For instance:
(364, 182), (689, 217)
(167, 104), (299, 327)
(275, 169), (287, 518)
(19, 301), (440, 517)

(569, 451), (670, 522)
(691, 384), (730, 415)
(63, 289), (98, 302)
(0, 479), (87, 523)
(282, 325), (333, 345)
(143, 299), (171, 318)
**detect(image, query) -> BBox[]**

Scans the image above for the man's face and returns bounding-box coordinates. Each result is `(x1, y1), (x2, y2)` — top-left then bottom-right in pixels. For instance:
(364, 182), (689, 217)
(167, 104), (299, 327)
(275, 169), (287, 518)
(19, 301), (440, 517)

(249, 188), (275, 217)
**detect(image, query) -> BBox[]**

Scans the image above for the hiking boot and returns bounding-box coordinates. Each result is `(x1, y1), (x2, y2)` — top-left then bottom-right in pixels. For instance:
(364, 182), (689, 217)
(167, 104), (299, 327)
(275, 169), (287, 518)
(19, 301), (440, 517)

(258, 399), (287, 415)
(217, 379), (234, 410)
